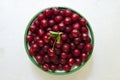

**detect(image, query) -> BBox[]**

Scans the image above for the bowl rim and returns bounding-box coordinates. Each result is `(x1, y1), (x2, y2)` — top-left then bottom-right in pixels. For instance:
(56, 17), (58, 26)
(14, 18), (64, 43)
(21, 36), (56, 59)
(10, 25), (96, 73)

(24, 6), (94, 75)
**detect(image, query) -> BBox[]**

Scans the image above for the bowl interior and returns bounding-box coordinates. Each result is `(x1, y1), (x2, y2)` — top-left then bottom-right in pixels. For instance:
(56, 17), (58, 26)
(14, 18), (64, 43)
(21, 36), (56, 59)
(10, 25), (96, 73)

(24, 7), (94, 75)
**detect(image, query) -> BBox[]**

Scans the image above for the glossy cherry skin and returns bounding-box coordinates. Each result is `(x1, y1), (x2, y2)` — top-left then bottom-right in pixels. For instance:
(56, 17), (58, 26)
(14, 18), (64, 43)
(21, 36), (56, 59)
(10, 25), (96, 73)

(64, 64), (71, 72)
(50, 65), (57, 72)
(70, 43), (76, 50)
(43, 54), (50, 63)
(35, 55), (44, 64)
(64, 17), (72, 25)
(29, 25), (37, 32)
(60, 59), (66, 65)
(74, 37), (81, 45)
(77, 42), (85, 49)
(58, 22), (65, 31)
(26, 35), (33, 42)
(71, 29), (80, 37)
(80, 18), (86, 25)
(61, 52), (67, 59)
(53, 8), (59, 15)
(73, 49), (81, 57)
(55, 15), (63, 23)
(81, 53), (88, 61)
(52, 25), (59, 32)
(45, 9), (53, 17)
(81, 27), (88, 33)
(84, 43), (93, 52)
(49, 19), (55, 26)
(48, 48), (55, 56)
(68, 58), (75, 66)
(75, 58), (82, 66)
(29, 48), (35, 56)
(65, 26), (72, 33)
(40, 19), (48, 28)
(57, 64), (63, 70)
(50, 55), (58, 64)
(42, 64), (49, 71)
(38, 29), (44, 37)
(61, 34), (68, 41)
(43, 35), (50, 43)
(64, 9), (72, 17)
(72, 23), (81, 30)
(72, 13), (79, 21)
(82, 33), (88, 40)
(55, 41), (62, 48)
(62, 43), (70, 52)
(38, 13), (45, 21)
(34, 20), (39, 27)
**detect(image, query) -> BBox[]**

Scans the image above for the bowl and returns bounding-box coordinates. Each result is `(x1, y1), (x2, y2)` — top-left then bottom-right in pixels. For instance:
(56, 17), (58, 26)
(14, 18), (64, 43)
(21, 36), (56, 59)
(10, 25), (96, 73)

(24, 7), (94, 75)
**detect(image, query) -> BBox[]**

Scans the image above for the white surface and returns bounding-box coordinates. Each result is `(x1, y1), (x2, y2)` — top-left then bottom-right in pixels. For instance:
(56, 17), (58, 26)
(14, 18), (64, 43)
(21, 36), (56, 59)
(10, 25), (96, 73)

(0, 0), (120, 80)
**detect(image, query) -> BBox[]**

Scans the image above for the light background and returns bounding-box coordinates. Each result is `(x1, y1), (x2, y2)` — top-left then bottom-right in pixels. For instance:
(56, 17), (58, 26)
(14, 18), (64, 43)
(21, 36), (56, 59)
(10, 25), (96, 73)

(0, 0), (120, 80)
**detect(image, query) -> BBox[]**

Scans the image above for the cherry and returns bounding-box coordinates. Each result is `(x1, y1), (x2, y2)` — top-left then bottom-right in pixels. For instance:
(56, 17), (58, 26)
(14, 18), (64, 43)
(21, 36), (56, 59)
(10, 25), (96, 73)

(64, 17), (72, 25)
(61, 52), (67, 59)
(42, 64), (49, 71)
(65, 26), (72, 33)
(38, 29), (44, 37)
(43, 54), (50, 63)
(71, 29), (80, 37)
(43, 45), (49, 52)
(50, 65), (57, 72)
(82, 33), (88, 40)
(46, 27), (52, 31)
(80, 18), (86, 25)
(38, 40), (44, 47)
(26, 35), (33, 42)
(59, 10), (65, 16)
(49, 19), (55, 26)
(73, 49), (81, 57)
(58, 64), (63, 70)
(74, 37), (81, 45)
(36, 55), (44, 64)
(52, 25), (59, 32)
(55, 48), (61, 55)
(84, 43), (93, 52)
(38, 13), (45, 21)
(64, 64), (71, 72)
(29, 25), (37, 32)
(29, 48), (35, 56)
(68, 58), (75, 66)
(34, 36), (40, 42)
(77, 42), (85, 49)
(50, 55), (58, 64)
(34, 20), (39, 27)
(81, 53), (88, 61)
(53, 8), (59, 15)
(58, 22), (65, 31)
(75, 58), (82, 66)
(43, 35), (50, 43)
(55, 41), (62, 48)
(68, 54), (72, 59)
(81, 27), (88, 33)
(60, 59), (66, 65)
(40, 19), (48, 28)
(72, 13), (79, 21)
(48, 48), (55, 56)
(86, 36), (91, 43)
(70, 43), (76, 50)
(39, 49), (45, 55)
(72, 23), (81, 30)
(62, 43), (70, 52)
(55, 15), (63, 23)
(61, 34), (67, 41)
(31, 43), (38, 51)
(45, 9), (53, 17)
(65, 9), (72, 17)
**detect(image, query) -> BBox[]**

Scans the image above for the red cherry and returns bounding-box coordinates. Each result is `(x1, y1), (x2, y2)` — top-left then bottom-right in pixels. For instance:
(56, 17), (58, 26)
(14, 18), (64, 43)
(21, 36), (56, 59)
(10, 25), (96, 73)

(43, 35), (50, 43)
(81, 53), (88, 61)
(61, 52), (67, 59)
(58, 64), (63, 70)
(55, 41), (62, 48)
(50, 55), (58, 64)
(73, 49), (81, 57)
(70, 43), (76, 50)
(46, 27), (52, 32)
(64, 64), (71, 72)
(43, 45), (49, 52)
(35, 55), (44, 64)
(38, 13), (45, 21)
(82, 33), (88, 40)
(26, 35), (33, 42)
(75, 58), (82, 66)
(38, 29), (44, 37)
(68, 58), (75, 66)
(55, 48), (61, 55)
(77, 42), (85, 49)
(43, 54), (50, 63)
(32, 43), (38, 51)
(50, 65), (57, 72)
(34, 20), (39, 27)
(59, 10), (65, 16)
(65, 26), (72, 33)
(64, 9), (72, 17)
(71, 29), (80, 37)
(48, 48), (55, 56)
(40, 19), (48, 28)
(52, 25), (59, 32)
(85, 43), (93, 52)
(58, 22), (65, 31)
(62, 43), (70, 52)
(49, 19), (55, 26)
(38, 40), (44, 47)
(29, 48), (35, 56)
(72, 13), (79, 21)
(80, 18), (86, 25)
(72, 23), (81, 30)
(61, 34), (68, 41)
(64, 17), (72, 25)
(29, 25), (37, 32)
(81, 27), (88, 33)
(45, 9), (53, 17)
(60, 59), (66, 65)
(34, 36), (40, 42)
(53, 8), (59, 15)
(74, 37), (81, 45)
(42, 64), (49, 71)
(55, 15), (63, 23)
